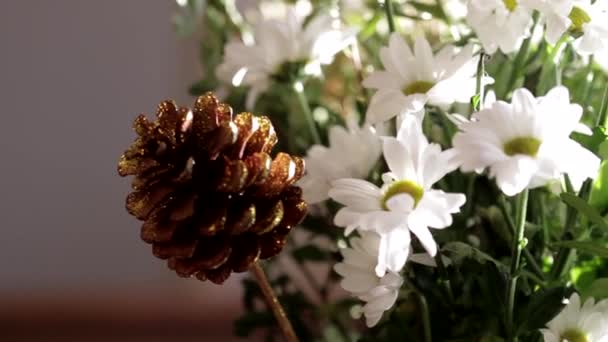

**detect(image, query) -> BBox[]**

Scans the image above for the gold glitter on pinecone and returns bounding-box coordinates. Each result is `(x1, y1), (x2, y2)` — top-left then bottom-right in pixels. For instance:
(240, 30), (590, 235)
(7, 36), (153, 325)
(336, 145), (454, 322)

(118, 93), (307, 284)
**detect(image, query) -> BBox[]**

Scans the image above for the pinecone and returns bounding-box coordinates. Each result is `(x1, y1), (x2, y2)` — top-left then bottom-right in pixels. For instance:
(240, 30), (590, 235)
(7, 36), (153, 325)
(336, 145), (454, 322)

(118, 93), (307, 284)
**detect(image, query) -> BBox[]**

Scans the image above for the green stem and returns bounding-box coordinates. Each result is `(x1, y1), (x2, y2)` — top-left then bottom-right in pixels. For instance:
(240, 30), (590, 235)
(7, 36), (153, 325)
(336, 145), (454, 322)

(406, 276), (432, 342)
(550, 180), (592, 280)
(463, 174), (476, 218)
(498, 197), (545, 281)
(472, 52), (486, 113)
(597, 78), (608, 128)
(537, 34), (569, 95)
(418, 292), (432, 342)
(506, 189), (529, 342)
(435, 253), (455, 304)
(502, 12), (539, 98)
(580, 55), (595, 106)
(384, 0), (396, 33)
(293, 83), (322, 145)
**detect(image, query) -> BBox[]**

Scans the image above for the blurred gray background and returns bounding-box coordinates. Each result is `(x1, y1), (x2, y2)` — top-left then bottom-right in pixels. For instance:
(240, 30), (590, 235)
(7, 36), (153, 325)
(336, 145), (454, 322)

(0, 1), (245, 340)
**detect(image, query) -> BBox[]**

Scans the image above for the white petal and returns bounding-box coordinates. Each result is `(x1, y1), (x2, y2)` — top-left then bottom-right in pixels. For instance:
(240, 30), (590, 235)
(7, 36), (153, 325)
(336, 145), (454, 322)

(340, 274), (378, 293)
(512, 87), (537, 115)
(413, 36), (435, 81)
(407, 213), (438, 256)
(365, 90), (411, 124)
(385, 194), (416, 212)
(364, 311), (383, 327)
(334, 208), (363, 234)
(416, 190), (466, 229)
(364, 287), (399, 313)
(383, 137), (415, 180)
(491, 156), (539, 196)
(559, 140), (600, 189)
(329, 178), (382, 210)
(363, 71), (403, 90)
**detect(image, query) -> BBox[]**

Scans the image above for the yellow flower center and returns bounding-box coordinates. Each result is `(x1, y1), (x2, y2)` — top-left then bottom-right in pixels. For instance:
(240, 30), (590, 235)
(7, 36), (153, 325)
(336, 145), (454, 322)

(568, 6), (592, 34)
(503, 0), (518, 12)
(403, 81), (435, 96)
(561, 328), (589, 342)
(381, 180), (424, 210)
(503, 136), (542, 157)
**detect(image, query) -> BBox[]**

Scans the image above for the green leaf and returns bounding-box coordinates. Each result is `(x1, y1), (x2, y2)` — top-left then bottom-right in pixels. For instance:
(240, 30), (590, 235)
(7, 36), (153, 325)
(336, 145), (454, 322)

(442, 242), (508, 272)
(292, 245), (328, 262)
(571, 126), (607, 157)
(589, 161), (608, 212)
(189, 79), (218, 96)
(552, 240), (608, 257)
(582, 278), (608, 301)
(515, 286), (568, 334)
(599, 140), (608, 160)
(560, 192), (608, 231)
(470, 94), (481, 111)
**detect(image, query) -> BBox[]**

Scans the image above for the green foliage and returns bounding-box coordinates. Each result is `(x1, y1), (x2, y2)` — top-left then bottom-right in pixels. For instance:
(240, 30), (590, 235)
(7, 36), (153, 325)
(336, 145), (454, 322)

(582, 278), (608, 301)
(514, 286), (570, 335)
(292, 245), (329, 263)
(560, 193), (608, 231)
(553, 240), (608, 258)
(589, 161), (608, 212)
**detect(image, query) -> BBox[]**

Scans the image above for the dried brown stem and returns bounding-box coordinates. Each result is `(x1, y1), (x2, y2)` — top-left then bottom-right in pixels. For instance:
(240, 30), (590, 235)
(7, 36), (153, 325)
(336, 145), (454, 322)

(250, 262), (299, 342)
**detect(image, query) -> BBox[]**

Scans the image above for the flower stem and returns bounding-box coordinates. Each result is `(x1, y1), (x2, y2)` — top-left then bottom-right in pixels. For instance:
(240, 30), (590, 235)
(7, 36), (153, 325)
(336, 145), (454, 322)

(473, 52), (486, 112)
(502, 12), (539, 99)
(250, 262), (299, 342)
(597, 79), (608, 128)
(435, 253), (455, 304)
(418, 292), (432, 342)
(536, 34), (569, 95)
(506, 189), (529, 342)
(498, 196), (545, 281)
(384, 0), (396, 33)
(293, 83), (322, 145)
(550, 180), (592, 280)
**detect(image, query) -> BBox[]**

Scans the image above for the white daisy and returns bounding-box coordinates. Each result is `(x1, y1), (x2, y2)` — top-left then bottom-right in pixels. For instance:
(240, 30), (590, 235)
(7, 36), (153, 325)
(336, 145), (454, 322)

(532, 0), (608, 55)
(329, 115), (466, 276)
(216, 7), (355, 109)
(362, 33), (485, 124)
(299, 122), (381, 204)
(335, 231), (439, 327)
(466, 0), (535, 54)
(451, 86), (600, 196)
(334, 231), (404, 327)
(444, 0), (469, 20)
(541, 293), (608, 342)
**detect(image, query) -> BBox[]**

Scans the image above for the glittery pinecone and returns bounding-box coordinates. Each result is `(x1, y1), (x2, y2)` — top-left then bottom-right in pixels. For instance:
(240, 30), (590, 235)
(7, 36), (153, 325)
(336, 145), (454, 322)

(118, 93), (307, 284)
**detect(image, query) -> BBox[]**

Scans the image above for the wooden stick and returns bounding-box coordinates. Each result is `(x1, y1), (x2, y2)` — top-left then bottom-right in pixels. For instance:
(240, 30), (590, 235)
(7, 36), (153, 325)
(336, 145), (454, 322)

(250, 262), (299, 342)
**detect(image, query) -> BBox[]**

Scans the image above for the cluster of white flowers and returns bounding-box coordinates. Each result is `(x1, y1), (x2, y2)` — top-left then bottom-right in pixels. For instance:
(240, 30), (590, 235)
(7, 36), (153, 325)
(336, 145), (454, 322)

(299, 120), (382, 204)
(216, 7), (355, 109)
(467, 0), (608, 55)
(213, 0), (604, 333)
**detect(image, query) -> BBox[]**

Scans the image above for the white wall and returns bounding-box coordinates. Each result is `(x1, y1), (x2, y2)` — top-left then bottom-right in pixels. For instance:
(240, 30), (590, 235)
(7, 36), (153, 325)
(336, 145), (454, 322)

(0, 0), (244, 297)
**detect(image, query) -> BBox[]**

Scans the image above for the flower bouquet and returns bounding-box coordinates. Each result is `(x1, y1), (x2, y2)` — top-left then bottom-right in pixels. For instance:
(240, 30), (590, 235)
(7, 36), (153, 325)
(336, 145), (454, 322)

(119, 0), (608, 340)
